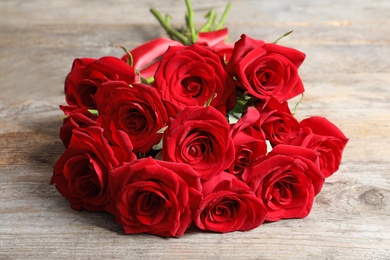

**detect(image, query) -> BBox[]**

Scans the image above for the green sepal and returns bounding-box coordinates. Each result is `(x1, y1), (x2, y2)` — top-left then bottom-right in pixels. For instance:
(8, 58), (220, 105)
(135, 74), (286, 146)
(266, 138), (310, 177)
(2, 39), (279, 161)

(204, 93), (217, 107)
(156, 125), (168, 134)
(135, 69), (151, 85)
(87, 109), (99, 116)
(119, 46), (134, 67)
(273, 30), (294, 44)
(152, 138), (163, 151)
(292, 93), (304, 116)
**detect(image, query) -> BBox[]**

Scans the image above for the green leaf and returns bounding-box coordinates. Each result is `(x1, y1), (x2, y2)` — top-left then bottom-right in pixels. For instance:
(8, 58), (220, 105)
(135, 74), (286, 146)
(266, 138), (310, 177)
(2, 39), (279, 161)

(229, 92), (253, 119)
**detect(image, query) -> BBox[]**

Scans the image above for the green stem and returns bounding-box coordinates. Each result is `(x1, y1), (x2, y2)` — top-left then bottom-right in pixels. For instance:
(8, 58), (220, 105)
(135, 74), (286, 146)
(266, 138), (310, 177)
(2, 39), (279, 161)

(150, 8), (189, 44)
(215, 3), (232, 30)
(200, 9), (216, 32)
(164, 14), (175, 40)
(185, 0), (197, 43)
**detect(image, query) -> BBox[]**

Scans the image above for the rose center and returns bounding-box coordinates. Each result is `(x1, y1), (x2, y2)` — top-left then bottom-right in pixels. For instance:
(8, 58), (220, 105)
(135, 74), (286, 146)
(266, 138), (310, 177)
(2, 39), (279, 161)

(181, 76), (203, 97)
(124, 109), (147, 133)
(233, 147), (253, 173)
(257, 71), (271, 85)
(271, 181), (293, 206)
(78, 80), (99, 108)
(68, 156), (104, 198)
(212, 199), (239, 221)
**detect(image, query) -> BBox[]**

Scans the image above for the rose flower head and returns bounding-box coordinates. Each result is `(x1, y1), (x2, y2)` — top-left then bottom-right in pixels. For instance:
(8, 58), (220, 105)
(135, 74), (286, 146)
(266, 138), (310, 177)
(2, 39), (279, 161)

(50, 126), (136, 212)
(162, 106), (235, 180)
(65, 56), (136, 109)
(254, 97), (300, 146)
(195, 171), (267, 233)
(109, 157), (202, 237)
(154, 44), (236, 115)
(243, 144), (324, 222)
(95, 81), (170, 155)
(227, 34), (305, 102)
(286, 116), (349, 178)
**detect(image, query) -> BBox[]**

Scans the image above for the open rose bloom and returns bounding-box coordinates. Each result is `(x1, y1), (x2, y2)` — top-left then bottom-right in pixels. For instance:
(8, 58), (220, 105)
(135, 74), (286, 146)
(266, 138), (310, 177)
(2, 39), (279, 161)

(51, 2), (348, 237)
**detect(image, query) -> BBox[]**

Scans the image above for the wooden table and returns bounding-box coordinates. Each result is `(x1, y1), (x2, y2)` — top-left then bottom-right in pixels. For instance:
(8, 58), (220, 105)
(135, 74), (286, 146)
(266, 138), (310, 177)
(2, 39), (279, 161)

(1, 0), (389, 259)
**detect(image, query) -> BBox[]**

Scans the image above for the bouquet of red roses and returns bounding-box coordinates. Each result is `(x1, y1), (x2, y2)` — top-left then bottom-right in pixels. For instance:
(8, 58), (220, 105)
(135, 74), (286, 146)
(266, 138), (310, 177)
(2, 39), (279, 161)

(51, 0), (348, 237)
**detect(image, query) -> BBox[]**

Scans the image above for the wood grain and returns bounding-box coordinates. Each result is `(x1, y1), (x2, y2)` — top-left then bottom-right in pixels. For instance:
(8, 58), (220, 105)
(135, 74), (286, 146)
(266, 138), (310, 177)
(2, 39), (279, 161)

(1, 0), (389, 259)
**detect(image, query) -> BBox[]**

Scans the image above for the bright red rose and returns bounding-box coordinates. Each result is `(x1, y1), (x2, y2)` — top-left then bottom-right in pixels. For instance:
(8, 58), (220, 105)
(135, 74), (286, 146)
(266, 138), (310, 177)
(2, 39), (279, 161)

(65, 56), (136, 109)
(228, 107), (267, 180)
(109, 157), (202, 237)
(59, 105), (98, 148)
(162, 106), (235, 180)
(285, 116), (348, 178)
(50, 126), (135, 212)
(227, 34), (305, 102)
(195, 171), (266, 233)
(243, 145), (324, 222)
(154, 44), (236, 115)
(122, 37), (184, 79)
(95, 81), (170, 155)
(197, 28), (234, 62)
(254, 98), (300, 146)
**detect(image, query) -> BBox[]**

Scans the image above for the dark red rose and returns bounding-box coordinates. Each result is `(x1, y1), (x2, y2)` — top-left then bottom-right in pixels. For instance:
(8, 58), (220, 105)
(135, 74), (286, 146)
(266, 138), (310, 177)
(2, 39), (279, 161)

(95, 81), (170, 155)
(227, 34), (305, 102)
(109, 157), (202, 237)
(65, 56), (136, 109)
(154, 44), (236, 115)
(122, 37), (184, 79)
(254, 98), (300, 146)
(162, 106), (235, 180)
(195, 171), (266, 233)
(50, 126), (135, 212)
(228, 107), (267, 180)
(197, 28), (234, 62)
(59, 105), (98, 148)
(286, 116), (348, 178)
(243, 145), (324, 222)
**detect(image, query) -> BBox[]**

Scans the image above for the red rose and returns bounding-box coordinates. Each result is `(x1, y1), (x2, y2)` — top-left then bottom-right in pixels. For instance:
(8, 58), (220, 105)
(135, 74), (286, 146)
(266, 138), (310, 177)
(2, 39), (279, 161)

(109, 157), (202, 237)
(50, 126), (135, 212)
(162, 106), (235, 180)
(154, 44), (236, 115)
(95, 81), (170, 154)
(227, 34), (305, 102)
(122, 37), (184, 79)
(195, 171), (266, 232)
(254, 98), (300, 146)
(243, 145), (324, 221)
(197, 28), (234, 62)
(65, 56), (136, 109)
(59, 105), (98, 148)
(228, 107), (267, 180)
(286, 116), (348, 178)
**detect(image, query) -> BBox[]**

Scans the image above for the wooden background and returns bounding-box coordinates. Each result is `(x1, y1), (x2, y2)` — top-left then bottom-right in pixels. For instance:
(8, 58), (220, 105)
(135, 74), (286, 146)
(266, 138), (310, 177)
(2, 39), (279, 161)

(1, 0), (389, 259)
